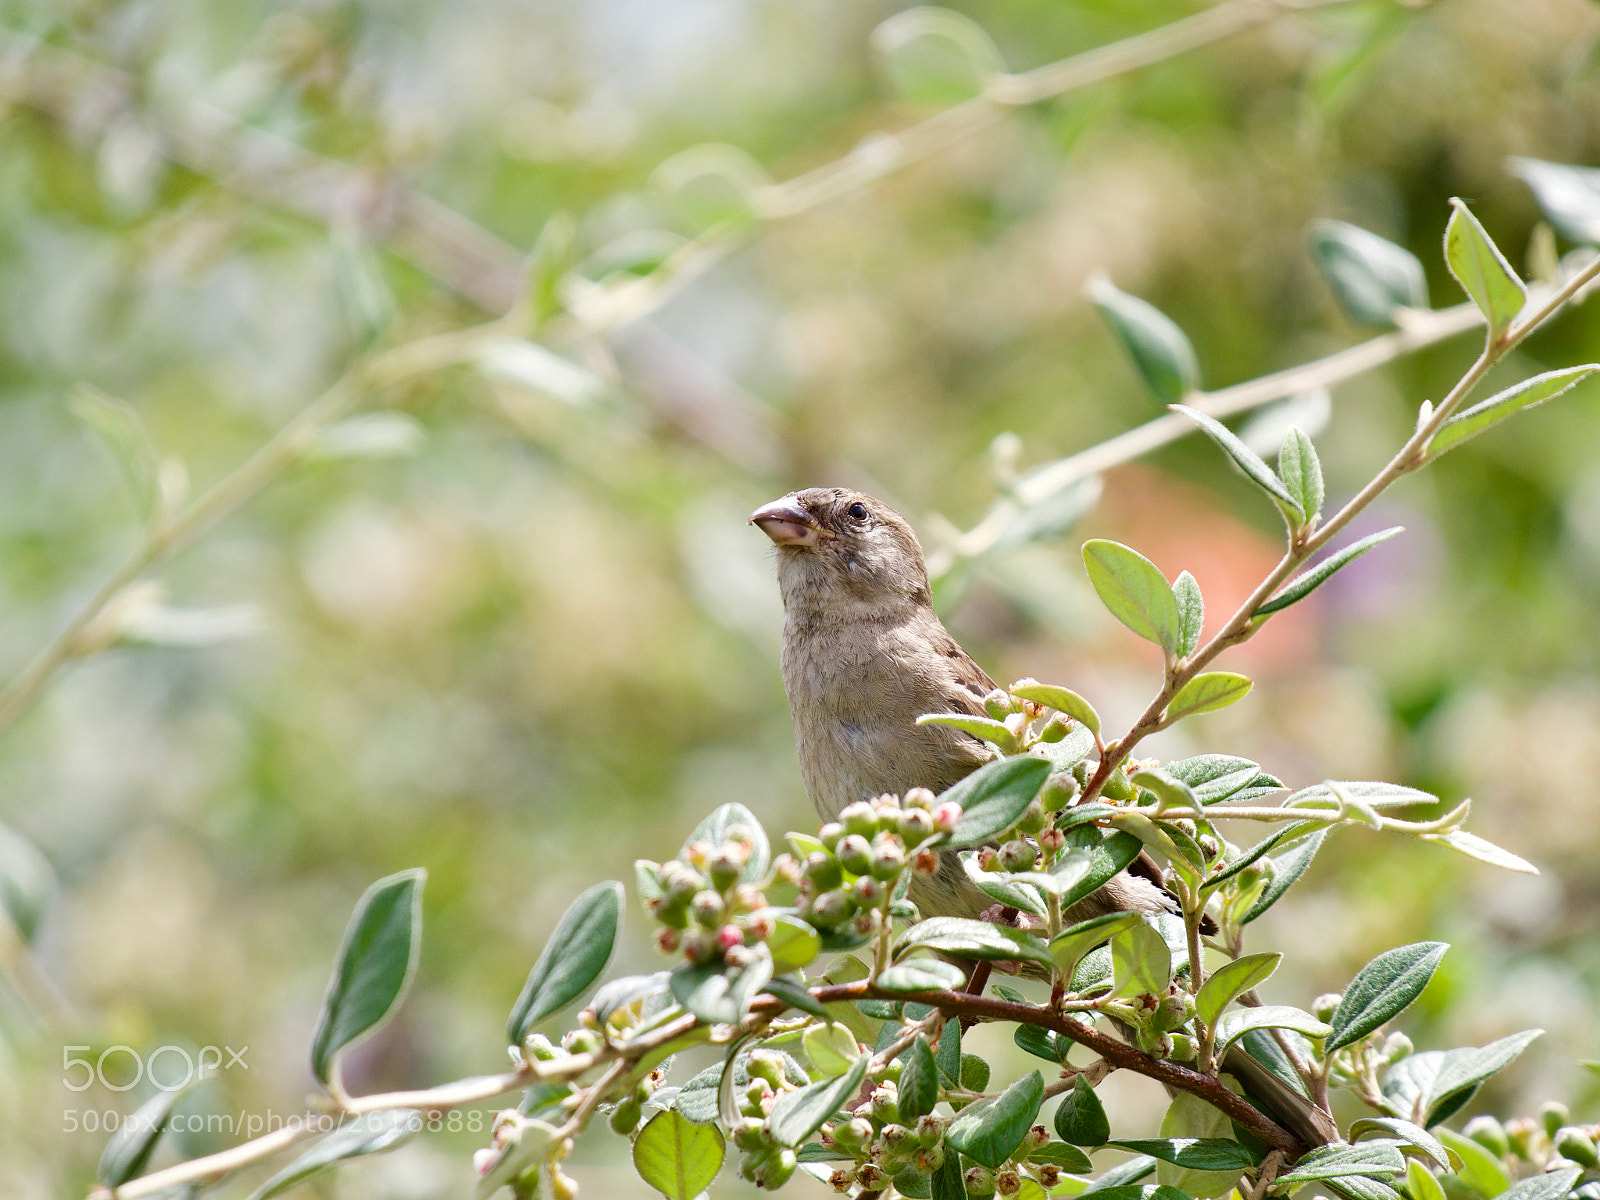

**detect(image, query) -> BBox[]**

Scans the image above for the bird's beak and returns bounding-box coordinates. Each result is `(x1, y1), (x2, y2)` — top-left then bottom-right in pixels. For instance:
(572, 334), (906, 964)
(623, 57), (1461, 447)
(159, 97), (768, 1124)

(749, 498), (831, 547)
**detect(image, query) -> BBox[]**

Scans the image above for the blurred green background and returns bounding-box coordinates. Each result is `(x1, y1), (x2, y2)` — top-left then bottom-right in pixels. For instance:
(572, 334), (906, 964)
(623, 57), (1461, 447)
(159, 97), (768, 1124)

(3, 0), (1600, 1194)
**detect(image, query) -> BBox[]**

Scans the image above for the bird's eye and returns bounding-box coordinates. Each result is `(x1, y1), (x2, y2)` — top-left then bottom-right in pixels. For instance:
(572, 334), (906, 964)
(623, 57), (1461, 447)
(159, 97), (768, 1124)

(846, 502), (868, 520)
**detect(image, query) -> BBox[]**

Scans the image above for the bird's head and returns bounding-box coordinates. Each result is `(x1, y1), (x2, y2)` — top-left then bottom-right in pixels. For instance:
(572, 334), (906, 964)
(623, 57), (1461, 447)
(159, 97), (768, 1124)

(749, 488), (931, 610)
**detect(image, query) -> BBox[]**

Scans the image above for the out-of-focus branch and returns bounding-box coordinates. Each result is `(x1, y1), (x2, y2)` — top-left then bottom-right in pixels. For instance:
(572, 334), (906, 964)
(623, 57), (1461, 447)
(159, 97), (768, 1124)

(929, 301), (1486, 573)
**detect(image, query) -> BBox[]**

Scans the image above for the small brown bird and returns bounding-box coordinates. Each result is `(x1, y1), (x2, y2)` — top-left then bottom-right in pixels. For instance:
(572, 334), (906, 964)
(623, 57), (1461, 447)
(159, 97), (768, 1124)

(748, 486), (1170, 927)
(751, 486), (1336, 1147)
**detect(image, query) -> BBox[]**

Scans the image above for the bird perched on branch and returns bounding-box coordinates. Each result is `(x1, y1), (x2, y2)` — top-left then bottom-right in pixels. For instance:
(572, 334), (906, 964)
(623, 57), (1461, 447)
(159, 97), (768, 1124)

(750, 485), (1336, 1148)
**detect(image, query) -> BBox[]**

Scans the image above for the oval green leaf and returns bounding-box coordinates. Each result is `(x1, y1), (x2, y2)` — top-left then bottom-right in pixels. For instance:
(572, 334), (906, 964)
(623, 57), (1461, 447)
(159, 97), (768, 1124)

(1428, 366), (1598, 458)
(1168, 672), (1253, 722)
(1050, 910), (1143, 981)
(767, 914), (822, 975)
(1082, 539), (1181, 654)
(1257, 527), (1404, 616)
(877, 958), (967, 994)
(1278, 426), (1325, 525)
(917, 711), (1018, 753)
(1089, 275), (1200, 403)
(98, 1089), (183, 1187)
(682, 803), (769, 884)
(1326, 942), (1448, 1052)
(1172, 572), (1204, 658)
(1108, 1139), (1258, 1172)
(941, 756), (1052, 849)
(768, 1051), (869, 1147)
(507, 880), (623, 1044)
(1444, 199), (1526, 341)
(1214, 1005), (1330, 1057)
(1055, 1073), (1111, 1146)
(894, 916), (1052, 970)
(1242, 828), (1327, 923)
(310, 868), (426, 1085)
(1111, 921), (1172, 999)
(1195, 952), (1281, 1027)
(899, 1035), (939, 1122)
(633, 1109), (726, 1200)
(1171, 405), (1302, 522)
(1308, 220), (1429, 326)
(1009, 678), (1101, 736)
(946, 1070), (1045, 1169)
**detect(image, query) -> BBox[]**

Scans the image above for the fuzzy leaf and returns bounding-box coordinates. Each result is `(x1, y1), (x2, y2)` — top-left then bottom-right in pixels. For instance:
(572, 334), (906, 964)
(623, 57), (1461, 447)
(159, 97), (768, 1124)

(1172, 572), (1204, 658)
(1082, 539), (1182, 654)
(1050, 910), (1143, 982)
(633, 1109), (725, 1200)
(899, 1036), (939, 1121)
(1421, 830), (1538, 875)
(1508, 156), (1600, 244)
(1056, 1073), (1111, 1146)
(1171, 405), (1302, 522)
(682, 803), (770, 884)
(1195, 953), (1281, 1027)
(1428, 367), (1598, 457)
(769, 1052), (869, 1148)
(1166, 673), (1253, 722)
(248, 1111), (421, 1200)
(1089, 275), (1200, 403)
(1308, 220), (1430, 325)
(310, 869), (425, 1085)
(1257, 527), (1404, 616)
(946, 1070), (1045, 1169)
(895, 917), (1052, 969)
(1214, 1006), (1330, 1056)
(1326, 942), (1448, 1052)
(507, 881), (623, 1043)
(877, 958), (968, 995)
(1009, 678), (1101, 735)
(1278, 426), (1325, 523)
(916, 712), (1018, 753)
(1444, 199), (1526, 340)
(942, 757), (1052, 849)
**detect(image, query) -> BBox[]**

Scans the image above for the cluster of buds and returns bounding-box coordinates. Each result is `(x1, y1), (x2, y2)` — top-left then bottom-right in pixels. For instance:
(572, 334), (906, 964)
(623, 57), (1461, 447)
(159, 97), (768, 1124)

(1467, 1105), (1600, 1171)
(821, 1086), (948, 1193)
(641, 831), (777, 967)
(798, 791), (957, 936)
(958, 1127), (1068, 1197)
(472, 1109), (579, 1200)
(728, 1049), (802, 1189)
(981, 688), (1078, 754)
(974, 792), (1054, 876)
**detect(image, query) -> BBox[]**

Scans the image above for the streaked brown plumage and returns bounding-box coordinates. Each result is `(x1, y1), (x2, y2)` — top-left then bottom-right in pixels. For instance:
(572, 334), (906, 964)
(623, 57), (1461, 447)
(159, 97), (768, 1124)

(751, 486), (1337, 1148)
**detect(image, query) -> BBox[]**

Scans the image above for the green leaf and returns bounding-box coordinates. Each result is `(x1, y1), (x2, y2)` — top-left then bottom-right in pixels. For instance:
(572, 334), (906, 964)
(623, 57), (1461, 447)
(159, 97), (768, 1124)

(633, 1109), (726, 1200)
(760, 976), (830, 1020)
(1109, 1139), (1259, 1172)
(1257, 527), (1404, 616)
(1349, 1118), (1450, 1172)
(1164, 757), (1276, 804)
(1014, 1024), (1064, 1063)
(1308, 220), (1430, 325)
(1171, 405), (1303, 523)
(669, 944), (773, 1025)
(895, 917), (1053, 969)
(1404, 1162), (1442, 1200)
(1153, 1091), (1250, 1197)
(936, 1015), (961, 1086)
(1111, 920), (1172, 998)
(70, 385), (160, 520)
(1326, 942), (1448, 1052)
(803, 1022), (863, 1078)
(932, 1143), (968, 1200)
(1242, 827), (1327, 925)
(1286, 780), (1435, 811)
(1165, 673), (1253, 722)
(1130, 767), (1198, 811)
(1324, 1177), (1404, 1200)
(1444, 199), (1526, 340)
(308, 413), (424, 462)
(1501, 1169), (1582, 1200)
(961, 852), (1048, 916)
(97, 1089), (183, 1186)
(899, 1036), (939, 1121)
(1084, 1159), (1158, 1192)
(310, 868), (426, 1085)
(942, 757), (1052, 850)
(1058, 829), (1145, 910)
(1009, 678), (1101, 736)
(507, 880), (623, 1044)
(1278, 426), (1325, 524)
(1030, 1141), (1094, 1172)
(1172, 572), (1204, 658)
(1214, 1006), (1330, 1056)
(917, 712), (1017, 753)
(1195, 953), (1281, 1027)
(946, 1070), (1045, 1169)
(1050, 910), (1143, 982)
(1508, 156), (1600, 244)
(877, 958), (968, 994)
(1421, 830), (1538, 875)
(768, 1052), (869, 1147)
(1278, 1142), (1407, 1184)
(1434, 1129), (1512, 1198)
(960, 1052), (991, 1092)
(682, 803), (769, 884)
(247, 1110), (421, 1200)
(767, 914), (822, 975)
(522, 210), (575, 325)
(1428, 367), (1598, 458)
(1056, 1073), (1110, 1146)
(0, 820), (57, 942)
(1089, 275), (1200, 403)
(1412, 1030), (1543, 1127)
(1082, 539), (1182, 654)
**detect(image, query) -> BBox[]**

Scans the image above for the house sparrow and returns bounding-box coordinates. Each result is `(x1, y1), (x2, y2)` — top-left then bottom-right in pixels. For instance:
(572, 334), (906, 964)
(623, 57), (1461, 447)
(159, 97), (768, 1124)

(748, 486), (1170, 926)
(751, 486), (1336, 1147)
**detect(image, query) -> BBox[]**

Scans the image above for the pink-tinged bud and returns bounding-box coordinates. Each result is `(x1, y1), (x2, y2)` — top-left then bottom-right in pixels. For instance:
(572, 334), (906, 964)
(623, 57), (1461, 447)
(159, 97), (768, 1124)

(1003, 711), (1027, 738)
(473, 1148), (500, 1176)
(836, 834), (872, 876)
(900, 807), (936, 846)
(1038, 828), (1065, 854)
(724, 944), (754, 969)
(818, 822), (846, 851)
(708, 844), (747, 891)
(741, 913), (776, 941)
(997, 839), (1037, 872)
(933, 802), (962, 832)
(681, 930), (713, 962)
(654, 927), (682, 954)
(733, 883), (764, 911)
(978, 847), (1000, 871)
(685, 840), (713, 869)
(840, 801), (878, 837)
(964, 1165), (995, 1196)
(872, 793), (901, 814)
(852, 876), (886, 907)
(905, 787), (936, 811)
(774, 856), (802, 885)
(851, 911), (878, 935)
(855, 1164), (887, 1190)
(912, 849), (939, 876)
(719, 921), (748, 948)
(691, 890), (727, 928)
(869, 835), (906, 881)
